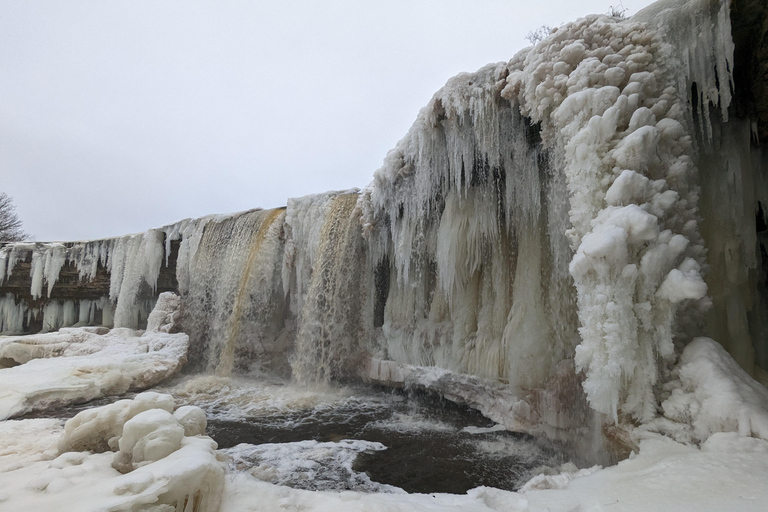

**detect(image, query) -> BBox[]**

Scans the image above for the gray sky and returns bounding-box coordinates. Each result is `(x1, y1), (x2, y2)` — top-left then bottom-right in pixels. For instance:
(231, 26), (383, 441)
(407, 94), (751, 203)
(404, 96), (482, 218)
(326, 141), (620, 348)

(1, 0), (656, 241)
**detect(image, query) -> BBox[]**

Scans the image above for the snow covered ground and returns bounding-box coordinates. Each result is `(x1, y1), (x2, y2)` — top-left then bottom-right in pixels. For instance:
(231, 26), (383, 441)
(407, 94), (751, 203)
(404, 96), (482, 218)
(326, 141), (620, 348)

(218, 433), (768, 512)
(1, 406), (767, 512)
(0, 394), (223, 512)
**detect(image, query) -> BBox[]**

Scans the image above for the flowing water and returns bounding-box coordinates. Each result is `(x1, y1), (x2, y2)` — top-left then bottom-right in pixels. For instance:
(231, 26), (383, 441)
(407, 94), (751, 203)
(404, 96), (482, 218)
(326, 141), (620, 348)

(23, 374), (563, 495)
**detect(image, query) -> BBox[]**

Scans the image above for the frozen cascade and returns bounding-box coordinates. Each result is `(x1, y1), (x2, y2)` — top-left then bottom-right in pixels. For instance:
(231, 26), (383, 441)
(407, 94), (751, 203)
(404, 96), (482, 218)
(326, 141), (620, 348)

(0, 294), (26, 334)
(697, 114), (768, 375)
(359, 80), (579, 390)
(360, 0), (747, 424)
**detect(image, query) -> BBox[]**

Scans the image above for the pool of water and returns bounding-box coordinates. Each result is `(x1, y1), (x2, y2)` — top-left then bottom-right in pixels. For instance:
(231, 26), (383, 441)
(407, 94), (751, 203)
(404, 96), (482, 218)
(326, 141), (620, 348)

(180, 377), (562, 494)
(23, 375), (563, 494)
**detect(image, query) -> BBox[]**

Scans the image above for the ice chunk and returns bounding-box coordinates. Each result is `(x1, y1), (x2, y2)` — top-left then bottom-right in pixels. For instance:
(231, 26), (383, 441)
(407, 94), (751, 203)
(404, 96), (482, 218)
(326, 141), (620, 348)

(145, 292), (182, 333)
(113, 409), (184, 472)
(173, 405), (207, 437)
(0, 397), (223, 512)
(59, 392), (175, 454)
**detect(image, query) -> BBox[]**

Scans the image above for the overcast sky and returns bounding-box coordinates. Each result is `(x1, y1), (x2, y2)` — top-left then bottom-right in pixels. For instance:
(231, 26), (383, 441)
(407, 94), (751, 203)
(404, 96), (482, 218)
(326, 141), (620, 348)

(1, 0), (656, 241)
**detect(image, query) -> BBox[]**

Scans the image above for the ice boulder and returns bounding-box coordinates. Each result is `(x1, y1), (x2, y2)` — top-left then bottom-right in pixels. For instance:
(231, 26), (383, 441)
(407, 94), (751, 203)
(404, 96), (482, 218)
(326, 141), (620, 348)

(58, 392), (175, 454)
(660, 338), (768, 443)
(146, 292), (183, 333)
(173, 405), (207, 436)
(113, 409), (185, 473)
(53, 393), (223, 512)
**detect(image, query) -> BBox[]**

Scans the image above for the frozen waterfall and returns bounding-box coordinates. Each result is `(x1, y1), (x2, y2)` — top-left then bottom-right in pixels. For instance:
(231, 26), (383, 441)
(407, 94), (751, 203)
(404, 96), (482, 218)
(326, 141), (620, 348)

(1, 0), (767, 455)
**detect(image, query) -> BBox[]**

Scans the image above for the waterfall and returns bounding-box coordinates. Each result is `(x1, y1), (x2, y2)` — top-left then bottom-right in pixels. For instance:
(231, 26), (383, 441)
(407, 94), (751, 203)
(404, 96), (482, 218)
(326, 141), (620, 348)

(290, 193), (371, 385)
(1, 0), (766, 446)
(178, 208), (288, 375)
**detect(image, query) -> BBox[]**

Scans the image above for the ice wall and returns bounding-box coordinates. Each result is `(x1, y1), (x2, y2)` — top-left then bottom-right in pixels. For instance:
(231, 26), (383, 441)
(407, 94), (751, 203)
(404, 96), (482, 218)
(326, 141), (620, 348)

(0, 235), (159, 333)
(697, 115), (768, 376)
(359, 0), (759, 425)
(359, 70), (579, 392)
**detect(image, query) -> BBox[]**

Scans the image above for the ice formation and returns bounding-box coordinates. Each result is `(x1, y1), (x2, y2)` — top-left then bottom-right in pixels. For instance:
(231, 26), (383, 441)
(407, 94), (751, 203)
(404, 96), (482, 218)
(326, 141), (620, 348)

(2, 0), (768, 509)
(0, 394), (224, 512)
(0, 0), (765, 483)
(0, 295), (189, 420)
(357, 0), (748, 426)
(224, 440), (399, 493)
(651, 337), (768, 443)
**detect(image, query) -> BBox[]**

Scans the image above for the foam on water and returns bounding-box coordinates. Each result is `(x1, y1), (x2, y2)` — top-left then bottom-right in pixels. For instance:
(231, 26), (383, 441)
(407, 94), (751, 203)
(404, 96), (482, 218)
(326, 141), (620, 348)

(225, 440), (399, 493)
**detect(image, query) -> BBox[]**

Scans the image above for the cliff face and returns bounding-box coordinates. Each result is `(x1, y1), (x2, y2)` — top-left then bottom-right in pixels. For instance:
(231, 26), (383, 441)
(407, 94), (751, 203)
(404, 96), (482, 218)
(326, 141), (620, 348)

(731, 0), (768, 142)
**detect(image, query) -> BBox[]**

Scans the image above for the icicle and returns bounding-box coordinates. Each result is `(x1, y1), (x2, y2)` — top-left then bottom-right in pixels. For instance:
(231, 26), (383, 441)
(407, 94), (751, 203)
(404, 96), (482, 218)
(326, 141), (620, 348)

(0, 294), (26, 334)
(633, 0), (735, 142)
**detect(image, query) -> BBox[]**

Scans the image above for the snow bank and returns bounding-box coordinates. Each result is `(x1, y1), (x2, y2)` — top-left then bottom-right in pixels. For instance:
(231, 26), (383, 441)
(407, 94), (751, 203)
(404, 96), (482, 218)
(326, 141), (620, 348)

(0, 394), (223, 512)
(0, 295), (189, 420)
(0, 418), (62, 473)
(655, 337), (768, 443)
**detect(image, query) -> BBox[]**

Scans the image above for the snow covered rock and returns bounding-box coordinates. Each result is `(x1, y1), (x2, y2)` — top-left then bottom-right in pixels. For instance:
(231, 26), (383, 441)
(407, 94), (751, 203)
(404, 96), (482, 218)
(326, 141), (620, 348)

(173, 405), (207, 437)
(113, 409), (186, 473)
(58, 392), (175, 454)
(146, 292), (183, 334)
(0, 394), (224, 512)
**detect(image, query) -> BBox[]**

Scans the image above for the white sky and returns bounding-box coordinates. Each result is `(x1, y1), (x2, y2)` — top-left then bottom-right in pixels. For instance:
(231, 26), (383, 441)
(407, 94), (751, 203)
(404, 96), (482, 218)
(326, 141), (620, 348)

(1, 0), (656, 241)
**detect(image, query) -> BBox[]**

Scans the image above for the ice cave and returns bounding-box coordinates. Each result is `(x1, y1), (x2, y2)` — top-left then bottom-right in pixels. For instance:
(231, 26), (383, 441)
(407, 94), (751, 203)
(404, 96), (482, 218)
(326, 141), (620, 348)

(1, 0), (768, 510)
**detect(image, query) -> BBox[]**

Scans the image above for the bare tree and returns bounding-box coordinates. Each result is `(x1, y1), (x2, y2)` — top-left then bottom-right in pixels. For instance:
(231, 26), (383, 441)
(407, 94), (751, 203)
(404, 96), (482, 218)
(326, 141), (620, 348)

(525, 25), (554, 45)
(0, 193), (29, 242)
(607, 2), (628, 19)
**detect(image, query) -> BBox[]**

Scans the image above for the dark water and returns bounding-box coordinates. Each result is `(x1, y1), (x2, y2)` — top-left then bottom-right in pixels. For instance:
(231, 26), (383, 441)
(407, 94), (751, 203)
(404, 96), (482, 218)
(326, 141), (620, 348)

(21, 385), (561, 494)
(208, 388), (559, 494)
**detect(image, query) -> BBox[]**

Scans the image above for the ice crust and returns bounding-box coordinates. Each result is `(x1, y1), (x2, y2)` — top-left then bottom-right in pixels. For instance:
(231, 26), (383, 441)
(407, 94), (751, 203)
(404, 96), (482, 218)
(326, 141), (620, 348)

(224, 440), (400, 493)
(0, 295), (189, 420)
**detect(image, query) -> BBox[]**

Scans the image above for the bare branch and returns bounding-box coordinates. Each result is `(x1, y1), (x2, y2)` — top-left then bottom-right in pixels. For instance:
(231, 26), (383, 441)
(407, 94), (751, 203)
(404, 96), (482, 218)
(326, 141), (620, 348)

(0, 193), (29, 242)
